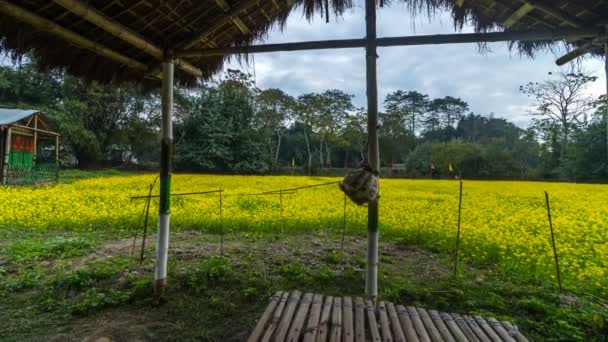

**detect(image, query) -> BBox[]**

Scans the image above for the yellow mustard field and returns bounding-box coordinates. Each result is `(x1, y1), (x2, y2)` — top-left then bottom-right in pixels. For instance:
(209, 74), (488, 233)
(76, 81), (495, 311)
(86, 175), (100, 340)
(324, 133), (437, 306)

(1, 174), (607, 295)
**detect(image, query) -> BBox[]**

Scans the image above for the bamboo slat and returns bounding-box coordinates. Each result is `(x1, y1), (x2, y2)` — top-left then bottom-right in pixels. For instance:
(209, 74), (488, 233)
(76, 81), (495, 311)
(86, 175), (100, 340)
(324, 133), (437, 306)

(407, 306), (431, 342)
(396, 305), (420, 342)
(475, 316), (502, 342)
(378, 301), (394, 342)
(441, 312), (468, 342)
(450, 313), (480, 342)
(429, 310), (456, 342)
(387, 303), (406, 342)
(417, 307), (443, 342)
(329, 297), (342, 342)
(487, 318), (516, 342)
(249, 292), (529, 342)
(261, 292), (290, 342)
(343, 297), (354, 342)
(286, 292), (313, 342)
(316, 296), (333, 342)
(500, 321), (528, 342)
(463, 315), (492, 342)
(354, 297), (366, 342)
(247, 291), (282, 342)
(303, 294), (324, 342)
(274, 291), (302, 341)
(366, 300), (382, 342)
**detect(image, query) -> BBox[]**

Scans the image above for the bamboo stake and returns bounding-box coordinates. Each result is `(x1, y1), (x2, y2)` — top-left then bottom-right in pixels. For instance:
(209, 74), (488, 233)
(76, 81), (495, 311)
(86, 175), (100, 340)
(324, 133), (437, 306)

(139, 183), (153, 265)
(454, 179), (463, 275)
(219, 187), (224, 256)
(341, 192), (347, 253)
(279, 189), (284, 238)
(544, 191), (563, 291)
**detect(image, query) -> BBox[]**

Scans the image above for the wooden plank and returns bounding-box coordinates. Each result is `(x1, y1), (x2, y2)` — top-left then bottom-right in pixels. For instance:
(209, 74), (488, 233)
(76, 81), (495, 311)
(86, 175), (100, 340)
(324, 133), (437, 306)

(440, 312), (468, 342)
(487, 318), (516, 342)
(354, 297), (366, 342)
(475, 316), (502, 342)
(463, 315), (491, 342)
(343, 297), (354, 342)
(429, 310), (455, 342)
(396, 305), (420, 342)
(500, 321), (528, 342)
(407, 306), (431, 342)
(286, 292), (314, 342)
(416, 308), (443, 342)
(366, 300), (382, 342)
(329, 297), (342, 342)
(387, 303), (406, 342)
(378, 301), (393, 342)
(247, 291), (282, 342)
(274, 290), (302, 341)
(450, 313), (480, 342)
(503, 3), (535, 28)
(316, 296), (333, 342)
(261, 292), (290, 342)
(303, 294), (324, 342)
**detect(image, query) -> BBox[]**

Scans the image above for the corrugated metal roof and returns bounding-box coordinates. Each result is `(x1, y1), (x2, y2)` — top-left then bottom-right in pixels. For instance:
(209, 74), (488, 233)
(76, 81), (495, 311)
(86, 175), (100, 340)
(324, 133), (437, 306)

(0, 109), (40, 125)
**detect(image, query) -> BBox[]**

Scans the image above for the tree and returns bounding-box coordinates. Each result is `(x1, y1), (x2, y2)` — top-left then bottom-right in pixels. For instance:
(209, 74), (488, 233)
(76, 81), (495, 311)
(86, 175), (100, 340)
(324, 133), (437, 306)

(521, 66), (598, 161)
(256, 88), (295, 168)
(383, 90), (429, 135)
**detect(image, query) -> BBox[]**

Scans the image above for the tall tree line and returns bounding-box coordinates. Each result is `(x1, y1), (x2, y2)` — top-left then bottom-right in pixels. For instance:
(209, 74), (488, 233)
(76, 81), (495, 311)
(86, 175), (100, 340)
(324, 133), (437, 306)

(1, 61), (606, 181)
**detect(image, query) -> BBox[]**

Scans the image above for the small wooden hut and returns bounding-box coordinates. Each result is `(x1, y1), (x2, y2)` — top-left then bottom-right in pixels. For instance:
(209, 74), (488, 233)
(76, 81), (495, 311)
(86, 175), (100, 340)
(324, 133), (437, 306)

(0, 109), (61, 185)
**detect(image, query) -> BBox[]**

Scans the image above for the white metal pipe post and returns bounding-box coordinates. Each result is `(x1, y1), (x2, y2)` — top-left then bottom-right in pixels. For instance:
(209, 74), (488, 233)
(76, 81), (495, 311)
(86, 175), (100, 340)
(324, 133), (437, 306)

(155, 57), (174, 298)
(365, 0), (379, 301)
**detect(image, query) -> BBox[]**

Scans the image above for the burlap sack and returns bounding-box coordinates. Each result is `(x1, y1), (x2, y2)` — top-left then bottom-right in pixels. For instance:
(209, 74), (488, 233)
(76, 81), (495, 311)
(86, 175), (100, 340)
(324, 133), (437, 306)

(340, 161), (379, 205)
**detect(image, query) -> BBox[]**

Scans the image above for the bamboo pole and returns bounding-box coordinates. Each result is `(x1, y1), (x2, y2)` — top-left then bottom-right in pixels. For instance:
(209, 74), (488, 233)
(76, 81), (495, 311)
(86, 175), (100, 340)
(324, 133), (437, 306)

(55, 135), (59, 162)
(140, 182), (154, 264)
(0, 0), (150, 74)
(32, 114), (37, 166)
(365, 0), (379, 301)
(544, 191), (563, 292)
(605, 37), (608, 161)
(154, 57), (174, 299)
(174, 28), (602, 58)
(341, 192), (347, 253)
(219, 187), (224, 256)
(2, 127), (11, 185)
(51, 0), (202, 77)
(454, 179), (463, 275)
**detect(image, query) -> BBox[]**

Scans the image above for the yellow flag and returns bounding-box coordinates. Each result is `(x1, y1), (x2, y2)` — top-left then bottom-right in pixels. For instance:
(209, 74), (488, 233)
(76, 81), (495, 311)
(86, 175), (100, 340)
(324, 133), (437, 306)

(449, 163), (454, 173)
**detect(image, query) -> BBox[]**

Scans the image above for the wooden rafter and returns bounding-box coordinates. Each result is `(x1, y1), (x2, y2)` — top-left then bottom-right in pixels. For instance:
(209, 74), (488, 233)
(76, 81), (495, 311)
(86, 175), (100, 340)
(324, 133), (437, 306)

(178, 0), (262, 49)
(523, 0), (583, 28)
(52, 0), (202, 77)
(0, 0), (151, 74)
(215, 0), (250, 34)
(504, 3), (534, 28)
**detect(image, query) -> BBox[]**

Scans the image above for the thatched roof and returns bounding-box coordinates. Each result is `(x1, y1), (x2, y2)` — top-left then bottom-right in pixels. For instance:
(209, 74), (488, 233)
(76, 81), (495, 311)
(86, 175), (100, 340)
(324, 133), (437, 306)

(0, 0), (606, 86)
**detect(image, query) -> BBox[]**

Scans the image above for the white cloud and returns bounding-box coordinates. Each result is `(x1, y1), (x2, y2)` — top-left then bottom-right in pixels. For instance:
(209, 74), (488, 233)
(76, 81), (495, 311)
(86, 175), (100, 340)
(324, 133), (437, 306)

(226, 4), (607, 128)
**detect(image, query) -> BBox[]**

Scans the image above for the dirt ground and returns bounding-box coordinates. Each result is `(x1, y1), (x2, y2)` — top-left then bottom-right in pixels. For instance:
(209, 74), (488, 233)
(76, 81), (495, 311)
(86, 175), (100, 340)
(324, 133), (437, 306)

(43, 231), (450, 342)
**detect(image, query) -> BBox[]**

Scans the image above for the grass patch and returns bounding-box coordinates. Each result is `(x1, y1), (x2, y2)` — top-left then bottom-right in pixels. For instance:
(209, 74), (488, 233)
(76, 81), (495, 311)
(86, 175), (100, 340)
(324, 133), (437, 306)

(3, 237), (94, 263)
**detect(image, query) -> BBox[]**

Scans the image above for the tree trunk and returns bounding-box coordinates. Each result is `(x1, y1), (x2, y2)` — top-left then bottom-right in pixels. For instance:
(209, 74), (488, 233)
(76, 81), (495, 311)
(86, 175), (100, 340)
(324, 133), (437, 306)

(274, 132), (281, 166)
(325, 141), (331, 168)
(319, 138), (324, 169)
(303, 127), (312, 175)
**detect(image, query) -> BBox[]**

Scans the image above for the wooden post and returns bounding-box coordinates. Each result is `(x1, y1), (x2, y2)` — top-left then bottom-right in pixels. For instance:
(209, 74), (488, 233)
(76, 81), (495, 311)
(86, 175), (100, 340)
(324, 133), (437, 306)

(55, 135), (59, 162)
(154, 57), (174, 299)
(454, 179), (463, 275)
(33, 114), (37, 166)
(605, 38), (608, 161)
(365, 0), (379, 301)
(2, 127), (11, 185)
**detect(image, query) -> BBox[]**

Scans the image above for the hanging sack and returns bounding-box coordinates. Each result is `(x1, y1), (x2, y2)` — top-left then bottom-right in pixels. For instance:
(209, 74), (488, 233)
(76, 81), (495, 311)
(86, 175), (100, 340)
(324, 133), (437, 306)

(340, 160), (379, 205)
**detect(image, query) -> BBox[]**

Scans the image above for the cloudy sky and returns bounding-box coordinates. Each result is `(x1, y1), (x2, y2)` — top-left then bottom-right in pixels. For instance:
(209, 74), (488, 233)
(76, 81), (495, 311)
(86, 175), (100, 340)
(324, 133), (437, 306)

(225, 2), (606, 127)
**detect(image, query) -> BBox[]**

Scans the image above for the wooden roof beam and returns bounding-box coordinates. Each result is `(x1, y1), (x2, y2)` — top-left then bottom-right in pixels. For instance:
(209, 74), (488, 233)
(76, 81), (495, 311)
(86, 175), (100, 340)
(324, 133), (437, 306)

(51, 0), (202, 78)
(179, 0), (261, 49)
(503, 3), (534, 28)
(522, 0), (584, 28)
(176, 28), (602, 58)
(215, 0), (250, 34)
(0, 0), (151, 75)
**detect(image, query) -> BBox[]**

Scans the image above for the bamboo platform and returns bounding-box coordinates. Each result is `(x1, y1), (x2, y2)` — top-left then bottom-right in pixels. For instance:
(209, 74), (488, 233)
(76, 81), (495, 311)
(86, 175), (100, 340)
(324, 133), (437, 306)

(248, 291), (528, 342)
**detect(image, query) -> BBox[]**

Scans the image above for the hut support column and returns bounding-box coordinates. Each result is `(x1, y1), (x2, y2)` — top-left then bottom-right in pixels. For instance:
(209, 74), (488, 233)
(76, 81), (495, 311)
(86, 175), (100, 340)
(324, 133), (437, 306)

(365, 0), (379, 301)
(155, 57), (174, 298)
(33, 114), (38, 166)
(2, 127), (11, 185)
